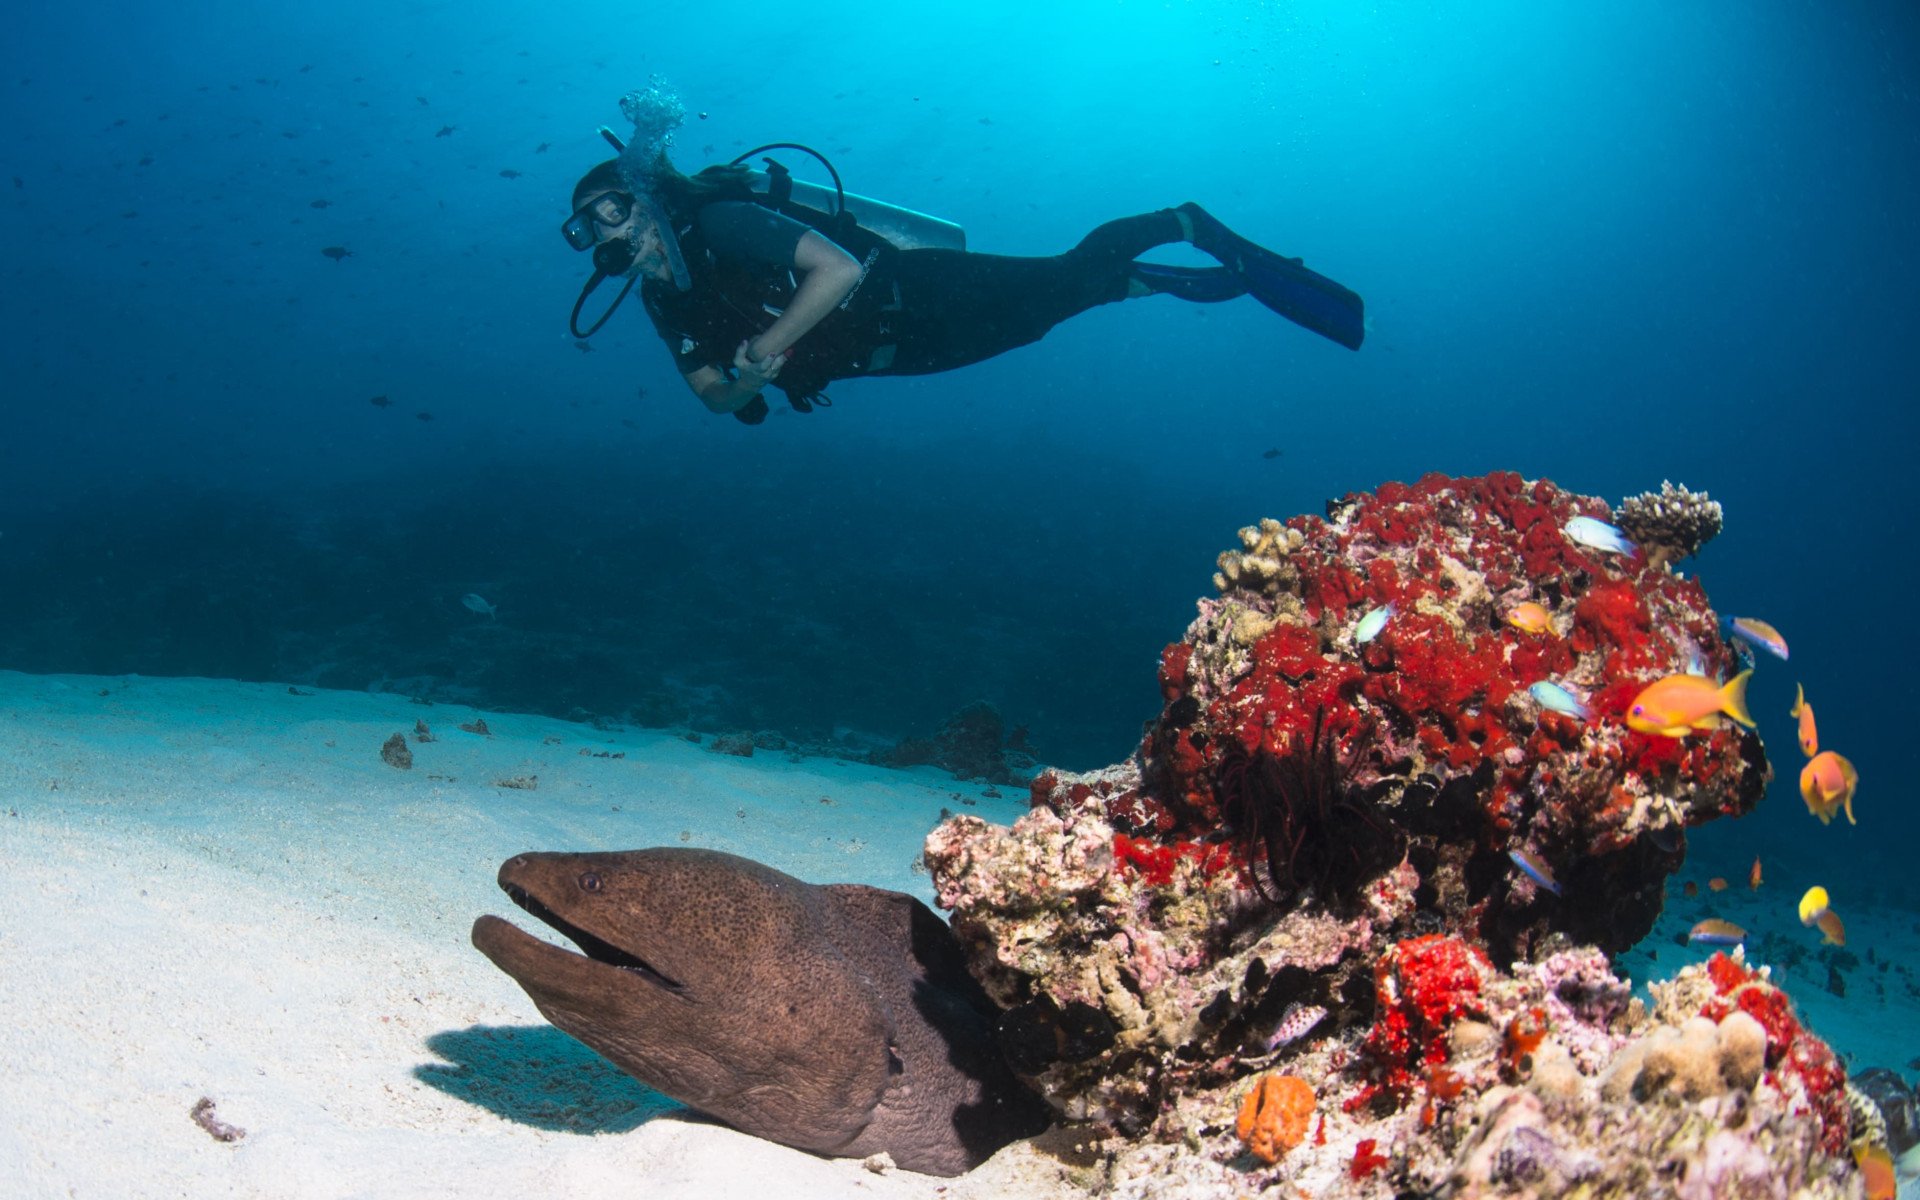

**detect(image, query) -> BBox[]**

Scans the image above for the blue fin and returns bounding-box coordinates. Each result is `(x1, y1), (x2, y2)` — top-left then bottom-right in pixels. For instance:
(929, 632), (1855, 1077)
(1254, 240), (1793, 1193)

(1130, 262), (1247, 303)
(1179, 203), (1366, 350)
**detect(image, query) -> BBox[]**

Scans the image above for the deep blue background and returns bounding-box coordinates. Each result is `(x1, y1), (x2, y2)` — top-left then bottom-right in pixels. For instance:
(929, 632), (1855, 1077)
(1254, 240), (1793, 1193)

(2, 2), (1913, 884)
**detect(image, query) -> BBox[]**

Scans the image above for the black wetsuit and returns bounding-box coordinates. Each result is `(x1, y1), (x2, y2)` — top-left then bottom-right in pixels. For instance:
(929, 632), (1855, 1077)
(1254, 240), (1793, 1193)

(641, 201), (1186, 417)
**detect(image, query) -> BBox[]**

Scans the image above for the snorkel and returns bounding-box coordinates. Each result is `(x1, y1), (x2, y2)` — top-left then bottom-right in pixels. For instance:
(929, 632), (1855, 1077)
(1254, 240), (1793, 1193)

(566, 80), (692, 339)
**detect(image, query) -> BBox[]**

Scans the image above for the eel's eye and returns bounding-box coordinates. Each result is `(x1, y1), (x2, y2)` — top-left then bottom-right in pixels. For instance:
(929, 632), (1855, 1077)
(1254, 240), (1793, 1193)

(579, 872), (603, 893)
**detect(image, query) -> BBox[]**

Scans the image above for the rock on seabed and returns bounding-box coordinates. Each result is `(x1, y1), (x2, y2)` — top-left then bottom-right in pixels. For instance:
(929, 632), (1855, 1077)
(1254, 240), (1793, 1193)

(927, 473), (1866, 1198)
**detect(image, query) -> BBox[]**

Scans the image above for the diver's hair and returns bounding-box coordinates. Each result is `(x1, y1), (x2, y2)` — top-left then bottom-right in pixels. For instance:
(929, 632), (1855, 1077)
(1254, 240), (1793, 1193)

(573, 155), (755, 217)
(647, 159), (756, 218)
(572, 160), (626, 209)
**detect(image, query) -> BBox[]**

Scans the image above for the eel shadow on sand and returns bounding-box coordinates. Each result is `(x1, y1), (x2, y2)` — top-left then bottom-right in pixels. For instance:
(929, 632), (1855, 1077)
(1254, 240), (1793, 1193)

(471, 848), (1052, 1176)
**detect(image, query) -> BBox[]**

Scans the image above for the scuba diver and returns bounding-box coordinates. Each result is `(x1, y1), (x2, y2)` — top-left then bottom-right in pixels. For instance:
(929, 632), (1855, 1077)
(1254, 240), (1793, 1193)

(563, 121), (1365, 425)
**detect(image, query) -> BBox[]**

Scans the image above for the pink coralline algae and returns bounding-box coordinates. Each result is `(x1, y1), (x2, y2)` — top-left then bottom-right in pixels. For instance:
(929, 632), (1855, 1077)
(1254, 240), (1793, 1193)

(923, 474), (1863, 1197)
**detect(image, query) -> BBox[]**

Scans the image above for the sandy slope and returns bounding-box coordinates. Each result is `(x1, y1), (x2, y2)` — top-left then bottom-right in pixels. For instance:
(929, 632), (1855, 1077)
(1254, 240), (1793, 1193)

(0, 671), (1080, 1200)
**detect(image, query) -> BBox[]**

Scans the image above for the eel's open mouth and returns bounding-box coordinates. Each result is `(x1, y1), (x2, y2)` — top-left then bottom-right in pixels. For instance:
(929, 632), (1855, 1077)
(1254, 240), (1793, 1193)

(502, 882), (686, 993)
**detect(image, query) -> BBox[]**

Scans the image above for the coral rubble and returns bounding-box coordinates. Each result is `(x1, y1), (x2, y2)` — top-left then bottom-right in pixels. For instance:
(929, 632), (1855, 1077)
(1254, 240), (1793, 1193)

(923, 473), (1867, 1196)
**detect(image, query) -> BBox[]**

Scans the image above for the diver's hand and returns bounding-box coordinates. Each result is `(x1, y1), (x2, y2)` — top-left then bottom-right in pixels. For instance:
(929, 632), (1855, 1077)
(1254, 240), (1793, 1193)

(734, 340), (787, 385)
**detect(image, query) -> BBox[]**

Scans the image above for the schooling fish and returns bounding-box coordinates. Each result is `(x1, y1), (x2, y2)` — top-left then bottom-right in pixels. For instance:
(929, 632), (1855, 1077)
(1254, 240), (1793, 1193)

(1506, 601), (1553, 635)
(1729, 617), (1789, 661)
(1508, 848), (1562, 896)
(1799, 750), (1858, 825)
(1707, 877), (1728, 892)
(321, 245), (352, 261)
(1564, 516), (1636, 556)
(1529, 681), (1592, 721)
(461, 593), (498, 620)
(1688, 919), (1746, 946)
(1791, 684), (1817, 756)
(1625, 669), (1754, 737)
(1355, 604), (1394, 645)
(1749, 856), (1762, 890)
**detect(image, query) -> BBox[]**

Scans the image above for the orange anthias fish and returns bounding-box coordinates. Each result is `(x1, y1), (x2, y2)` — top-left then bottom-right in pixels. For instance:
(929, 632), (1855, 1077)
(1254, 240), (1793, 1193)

(1816, 908), (1847, 947)
(1707, 877), (1728, 892)
(1683, 881), (1699, 898)
(1506, 602), (1554, 635)
(1854, 1142), (1896, 1200)
(1799, 751), (1859, 825)
(1749, 856), (1762, 890)
(1790, 684), (1817, 757)
(1626, 670), (1755, 738)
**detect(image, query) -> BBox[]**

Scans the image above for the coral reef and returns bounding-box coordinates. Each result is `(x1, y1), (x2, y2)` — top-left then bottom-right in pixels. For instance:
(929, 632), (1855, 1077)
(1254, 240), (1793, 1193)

(1616, 480), (1724, 567)
(921, 473), (1866, 1196)
(880, 701), (1039, 784)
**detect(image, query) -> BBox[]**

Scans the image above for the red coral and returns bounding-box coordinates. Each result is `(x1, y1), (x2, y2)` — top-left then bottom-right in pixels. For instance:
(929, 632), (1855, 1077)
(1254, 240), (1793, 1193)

(1349, 1138), (1390, 1179)
(1119, 472), (1761, 952)
(1112, 833), (1234, 887)
(1346, 935), (1488, 1113)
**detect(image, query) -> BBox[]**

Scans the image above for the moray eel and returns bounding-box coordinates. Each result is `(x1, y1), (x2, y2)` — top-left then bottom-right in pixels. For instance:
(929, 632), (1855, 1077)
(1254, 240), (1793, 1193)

(471, 848), (1050, 1176)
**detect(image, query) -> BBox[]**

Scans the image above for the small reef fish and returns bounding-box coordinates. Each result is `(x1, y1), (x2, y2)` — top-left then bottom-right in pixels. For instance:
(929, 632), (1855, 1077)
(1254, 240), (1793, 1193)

(1683, 881), (1699, 898)
(1506, 602), (1553, 635)
(1790, 684), (1817, 756)
(1799, 885), (1831, 926)
(1815, 908), (1846, 947)
(1729, 617), (1789, 661)
(1508, 848), (1562, 895)
(1564, 515), (1636, 555)
(1707, 877), (1728, 892)
(321, 245), (352, 261)
(369, 394), (392, 408)
(461, 593), (498, 620)
(1688, 919), (1746, 946)
(1528, 681), (1591, 721)
(1625, 669), (1755, 737)
(1263, 1003), (1328, 1052)
(1853, 1142), (1895, 1200)
(1799, 750), (1858, 825)
(1749, 856), (1762, 890)
(1355, 604), (1394, 644)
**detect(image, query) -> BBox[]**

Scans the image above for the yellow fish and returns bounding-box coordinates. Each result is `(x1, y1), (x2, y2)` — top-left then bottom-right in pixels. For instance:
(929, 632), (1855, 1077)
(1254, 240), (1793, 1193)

(1798, 885), (1830, 925)
(1506, 602), (1553, 635)
(1625, 669), (1755, 737)
(1799, 751), (1858, 825)
(1790, 684), (1817, 757)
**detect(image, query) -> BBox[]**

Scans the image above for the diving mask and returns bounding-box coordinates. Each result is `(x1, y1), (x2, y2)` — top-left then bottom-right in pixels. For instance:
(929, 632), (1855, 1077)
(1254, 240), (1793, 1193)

(560, 189), (691, 292)
(560, 191), (635, 251)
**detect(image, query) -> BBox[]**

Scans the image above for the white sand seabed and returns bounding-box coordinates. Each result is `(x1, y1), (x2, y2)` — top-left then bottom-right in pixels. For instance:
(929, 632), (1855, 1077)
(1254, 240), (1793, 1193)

(0, 671), (1087, 1200)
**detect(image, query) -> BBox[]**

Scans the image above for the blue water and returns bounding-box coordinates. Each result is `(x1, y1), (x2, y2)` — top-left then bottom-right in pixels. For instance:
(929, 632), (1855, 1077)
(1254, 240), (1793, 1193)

(1, 0), (1913, 901)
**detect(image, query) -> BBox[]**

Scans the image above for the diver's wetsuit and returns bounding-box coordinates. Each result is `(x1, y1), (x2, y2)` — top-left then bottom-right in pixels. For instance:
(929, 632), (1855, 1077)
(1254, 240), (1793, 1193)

(641, 202), (1186, 412)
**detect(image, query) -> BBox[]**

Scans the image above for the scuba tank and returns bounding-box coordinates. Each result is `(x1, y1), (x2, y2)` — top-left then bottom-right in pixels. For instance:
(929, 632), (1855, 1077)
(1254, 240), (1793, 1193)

(741, 167), (965, 252)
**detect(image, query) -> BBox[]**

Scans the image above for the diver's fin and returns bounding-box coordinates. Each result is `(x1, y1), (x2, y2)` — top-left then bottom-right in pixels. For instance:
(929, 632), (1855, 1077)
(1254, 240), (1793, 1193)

(1178, 203), (1366, 350)
(1130, 262), (1247, 304)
